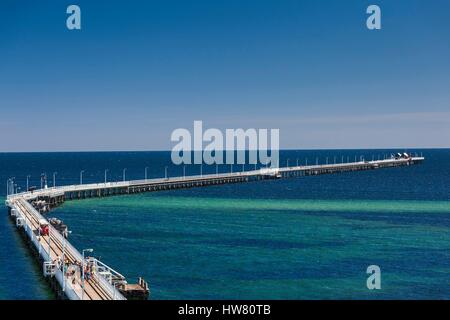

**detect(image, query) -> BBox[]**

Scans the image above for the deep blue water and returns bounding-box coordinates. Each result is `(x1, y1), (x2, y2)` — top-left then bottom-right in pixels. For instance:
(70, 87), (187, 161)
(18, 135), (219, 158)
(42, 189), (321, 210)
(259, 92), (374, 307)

(0, 149), (449, 299)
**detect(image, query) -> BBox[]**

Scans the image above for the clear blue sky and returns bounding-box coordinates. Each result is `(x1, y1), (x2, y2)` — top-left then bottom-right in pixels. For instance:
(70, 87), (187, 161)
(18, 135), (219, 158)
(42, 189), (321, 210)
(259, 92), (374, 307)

(1, 0), (449, 151)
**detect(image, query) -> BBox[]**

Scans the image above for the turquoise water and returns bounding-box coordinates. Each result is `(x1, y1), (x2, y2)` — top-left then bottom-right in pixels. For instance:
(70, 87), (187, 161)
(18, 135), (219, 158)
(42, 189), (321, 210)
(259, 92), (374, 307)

(51, 195), (450, 299)
(1, 150), (449, 299)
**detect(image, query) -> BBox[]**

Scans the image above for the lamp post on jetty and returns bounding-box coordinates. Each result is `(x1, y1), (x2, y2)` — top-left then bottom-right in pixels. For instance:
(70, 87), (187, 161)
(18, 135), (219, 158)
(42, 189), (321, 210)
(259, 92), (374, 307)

(6, 178), (14, 196)
(26, 175), (31, 192)
(80, 170), (85, 185)
(53, 172), (58, 188)
(104, 169), (109, 184)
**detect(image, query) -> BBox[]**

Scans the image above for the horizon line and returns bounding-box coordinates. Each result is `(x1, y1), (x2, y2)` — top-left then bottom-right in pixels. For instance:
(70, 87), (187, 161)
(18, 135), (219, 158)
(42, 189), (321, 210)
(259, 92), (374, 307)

(0, 147), (447, 154)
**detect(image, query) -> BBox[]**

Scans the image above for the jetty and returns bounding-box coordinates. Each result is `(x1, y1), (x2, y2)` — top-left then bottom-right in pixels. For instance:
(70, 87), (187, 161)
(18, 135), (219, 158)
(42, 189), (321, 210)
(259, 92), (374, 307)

(5, 155), (424, 300)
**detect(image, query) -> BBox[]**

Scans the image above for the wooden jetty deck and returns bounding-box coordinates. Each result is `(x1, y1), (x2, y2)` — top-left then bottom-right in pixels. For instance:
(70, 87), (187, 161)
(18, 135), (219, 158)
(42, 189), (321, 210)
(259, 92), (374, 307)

(5, 156), (424, 300)
(8, 198), (125, 300)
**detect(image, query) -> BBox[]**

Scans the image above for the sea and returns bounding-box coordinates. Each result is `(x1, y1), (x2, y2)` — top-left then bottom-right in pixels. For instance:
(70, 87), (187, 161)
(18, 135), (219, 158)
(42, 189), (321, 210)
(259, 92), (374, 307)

(0, 149), (449, 299)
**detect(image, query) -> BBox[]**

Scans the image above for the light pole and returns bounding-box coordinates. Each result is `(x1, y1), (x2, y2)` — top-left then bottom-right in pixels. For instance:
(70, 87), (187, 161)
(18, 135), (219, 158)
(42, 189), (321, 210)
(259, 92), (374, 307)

(165, 166), (168, 180)
(62, 229), (72, 292)
(82, 248), (94, 300)
(296, 159), (299, 167)
(183, 166), (186, 180)
(123, 168), (127, 182)
(104, 169), (109, 184)
(53, 172), (57, 188)
(200, 164), (203, 177)
(6, 178), (13, 196)
(26, 175), (31, 192)
(216, 164), (219, 176)
(80, 170), (85, 185)
(286, 159), (289, 168)
(145, 167), (149, 181)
